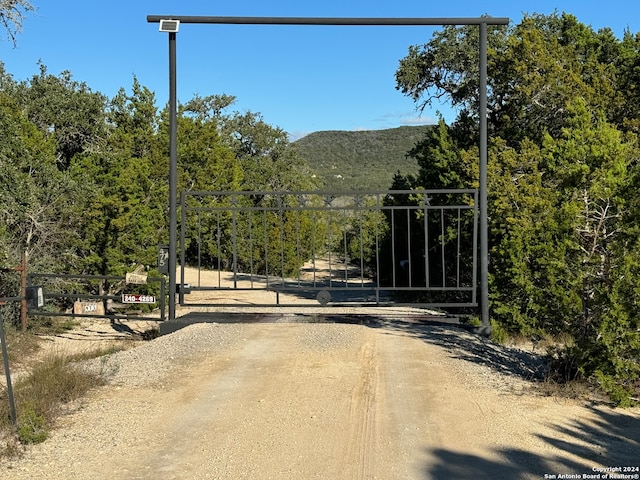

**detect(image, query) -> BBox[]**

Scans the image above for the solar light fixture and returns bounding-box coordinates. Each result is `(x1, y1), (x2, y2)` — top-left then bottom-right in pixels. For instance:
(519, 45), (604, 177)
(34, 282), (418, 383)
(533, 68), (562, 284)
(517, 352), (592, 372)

(159, 19), (180, 33)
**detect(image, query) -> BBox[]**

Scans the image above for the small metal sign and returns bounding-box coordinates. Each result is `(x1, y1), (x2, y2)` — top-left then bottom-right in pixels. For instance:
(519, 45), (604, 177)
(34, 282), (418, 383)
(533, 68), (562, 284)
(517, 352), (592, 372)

(125, 273), (148, 285)
(73, 301), (105, 316)
(158, 245), (169, 275)
(122, 294), (156, 304)
(26, 286), (44, 308)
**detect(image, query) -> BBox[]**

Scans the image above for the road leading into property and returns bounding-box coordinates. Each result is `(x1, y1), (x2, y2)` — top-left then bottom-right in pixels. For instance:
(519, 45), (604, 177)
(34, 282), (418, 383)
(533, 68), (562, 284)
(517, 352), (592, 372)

(2, 321), (639, 479)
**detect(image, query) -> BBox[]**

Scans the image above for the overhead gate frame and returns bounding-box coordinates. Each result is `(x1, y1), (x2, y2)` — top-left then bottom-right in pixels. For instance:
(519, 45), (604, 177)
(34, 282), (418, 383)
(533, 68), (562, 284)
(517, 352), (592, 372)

(147, 14), (510, 327)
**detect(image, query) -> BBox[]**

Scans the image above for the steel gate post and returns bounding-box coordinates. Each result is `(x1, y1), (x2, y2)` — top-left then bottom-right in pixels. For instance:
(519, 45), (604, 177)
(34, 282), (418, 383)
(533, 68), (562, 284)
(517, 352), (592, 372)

(479, 22), (490, 333)
(168, 30), (178, 321)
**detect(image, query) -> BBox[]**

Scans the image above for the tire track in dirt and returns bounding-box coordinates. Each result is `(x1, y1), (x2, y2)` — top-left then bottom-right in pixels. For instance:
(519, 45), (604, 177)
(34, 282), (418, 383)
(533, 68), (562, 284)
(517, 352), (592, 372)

(108, 324), (381, 479)
(344, 339), (380, 479)
(131, 329), (282, 479)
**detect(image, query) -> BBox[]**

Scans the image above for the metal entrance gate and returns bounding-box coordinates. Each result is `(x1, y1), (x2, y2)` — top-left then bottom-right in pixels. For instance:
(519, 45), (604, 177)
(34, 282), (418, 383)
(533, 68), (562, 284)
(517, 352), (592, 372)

(147, 15), (510, 324)
(179, 189), (477, 308)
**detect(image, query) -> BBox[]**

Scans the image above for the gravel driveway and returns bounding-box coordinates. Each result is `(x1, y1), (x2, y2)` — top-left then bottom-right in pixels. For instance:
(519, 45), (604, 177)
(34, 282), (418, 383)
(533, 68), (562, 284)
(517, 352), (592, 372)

(2, 320), (639, 479)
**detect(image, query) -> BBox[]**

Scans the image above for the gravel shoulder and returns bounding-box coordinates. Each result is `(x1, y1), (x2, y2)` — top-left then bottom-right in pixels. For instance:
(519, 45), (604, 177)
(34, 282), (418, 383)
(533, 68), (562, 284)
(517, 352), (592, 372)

(2, 320), (640, 479)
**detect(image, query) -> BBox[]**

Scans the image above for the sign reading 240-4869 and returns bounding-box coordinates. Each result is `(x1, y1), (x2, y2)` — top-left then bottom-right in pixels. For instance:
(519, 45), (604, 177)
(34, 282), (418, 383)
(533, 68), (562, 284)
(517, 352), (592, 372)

(122, 294), (156, 304)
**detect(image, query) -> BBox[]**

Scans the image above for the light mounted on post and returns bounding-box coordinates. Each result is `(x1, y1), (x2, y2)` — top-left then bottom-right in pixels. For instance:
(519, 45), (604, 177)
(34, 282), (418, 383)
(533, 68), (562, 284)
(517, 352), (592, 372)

(159, 19), (180, 33)
(155, 18), (180, 322)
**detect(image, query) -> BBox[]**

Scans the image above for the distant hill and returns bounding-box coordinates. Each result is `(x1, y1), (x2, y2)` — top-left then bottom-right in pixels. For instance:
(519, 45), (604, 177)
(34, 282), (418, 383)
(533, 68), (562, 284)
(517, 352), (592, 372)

(293, 125), (432, 191)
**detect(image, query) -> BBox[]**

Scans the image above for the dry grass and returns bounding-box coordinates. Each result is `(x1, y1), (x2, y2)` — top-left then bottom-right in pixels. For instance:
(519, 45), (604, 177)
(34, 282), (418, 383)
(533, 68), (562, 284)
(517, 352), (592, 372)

(533, 377), (596, 402)
(0, 333), (124, 458)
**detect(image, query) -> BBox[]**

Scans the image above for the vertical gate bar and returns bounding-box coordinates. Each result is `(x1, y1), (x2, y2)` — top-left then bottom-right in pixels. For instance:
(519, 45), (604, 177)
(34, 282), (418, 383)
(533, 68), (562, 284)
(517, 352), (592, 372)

(472, 190), (479, 305)
(406, 207), (412, 288)
(391, 208), (396, 288)
(263, 206), (270, 289)
(19, 251), (26, 331)
(296, 202), (301, 286)
(425, 202), (430, 287)
(279, 194), (285, 290)
(359, 205), (365, 287)
(375, 194), (381, 303)
(197, 209), (201, 288)
(167, 31), (177, 322)
(312, 210), (317, 287)
(457, 206), (461, 288)
(479, 21), (490, 327)
(160, 277), (166, 321)
(179, 192), (186, 305)
(0, 312), (17, 425)
(343, 206), (348, 286)
(326, 199), (332, 288)
(216, 212), (221, 288)
(232, 197), (238, 289)
(249, 207), (254, 288)
(441, 208), (446, 287)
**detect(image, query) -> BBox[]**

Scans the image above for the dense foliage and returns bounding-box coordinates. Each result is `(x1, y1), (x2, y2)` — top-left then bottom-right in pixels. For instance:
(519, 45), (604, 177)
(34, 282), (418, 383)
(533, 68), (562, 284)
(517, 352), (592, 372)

(0, 66), (317, 294)
(395, 12), (640, 405)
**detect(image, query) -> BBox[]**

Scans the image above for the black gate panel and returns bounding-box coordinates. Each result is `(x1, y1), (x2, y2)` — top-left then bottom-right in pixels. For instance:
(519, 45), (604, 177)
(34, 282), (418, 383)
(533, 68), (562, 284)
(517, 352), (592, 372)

(180, 189), (477, 308)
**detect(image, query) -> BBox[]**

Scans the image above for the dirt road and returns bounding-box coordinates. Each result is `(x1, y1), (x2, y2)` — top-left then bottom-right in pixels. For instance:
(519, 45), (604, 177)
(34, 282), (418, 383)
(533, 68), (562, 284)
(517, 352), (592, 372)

(3, 321), (640, 479)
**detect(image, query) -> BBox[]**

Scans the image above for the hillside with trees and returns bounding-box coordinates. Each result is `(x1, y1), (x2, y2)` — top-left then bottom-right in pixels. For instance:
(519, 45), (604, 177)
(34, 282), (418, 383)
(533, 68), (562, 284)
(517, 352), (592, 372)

(293, 126), (427, 190)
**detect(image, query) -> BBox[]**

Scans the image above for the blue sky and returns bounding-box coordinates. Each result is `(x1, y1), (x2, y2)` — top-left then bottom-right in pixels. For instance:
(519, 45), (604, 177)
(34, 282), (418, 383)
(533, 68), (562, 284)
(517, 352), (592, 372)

(1, 1), (639, 140)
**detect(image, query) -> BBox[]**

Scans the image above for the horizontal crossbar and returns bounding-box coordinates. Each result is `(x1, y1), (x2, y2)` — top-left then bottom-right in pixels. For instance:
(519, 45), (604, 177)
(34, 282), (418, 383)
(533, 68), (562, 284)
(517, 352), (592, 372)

(147, 15), (510, 26)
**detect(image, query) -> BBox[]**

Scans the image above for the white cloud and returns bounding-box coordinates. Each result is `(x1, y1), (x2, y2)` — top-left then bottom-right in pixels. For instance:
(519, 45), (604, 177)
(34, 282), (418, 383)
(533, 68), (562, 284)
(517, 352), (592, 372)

(399, 115), (437, 126)
(288, 130), (312, 142)
(374, 111), (437, 129)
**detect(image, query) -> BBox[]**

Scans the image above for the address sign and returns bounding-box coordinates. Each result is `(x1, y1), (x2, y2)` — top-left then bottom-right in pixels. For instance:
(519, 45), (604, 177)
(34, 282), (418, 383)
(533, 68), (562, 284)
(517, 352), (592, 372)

(122, 294), (156, 304)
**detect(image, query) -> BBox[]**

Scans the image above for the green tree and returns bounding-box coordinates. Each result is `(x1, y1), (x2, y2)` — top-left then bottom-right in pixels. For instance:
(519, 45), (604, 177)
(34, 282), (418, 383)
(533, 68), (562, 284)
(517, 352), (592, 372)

(171, 102), (244, 268)
(184, 94), (317, 192)
(487, 138), (570, 335)
(16, 64), (109, 169)
(0, 88), (84, 275)
(396, 13), (623, 147)
(396, 12), (640, 403)
(180, 94), (318, 274)
(614, 30), (640, 133)
(540, 101), (639, 402)
(70, 80), (166, 275)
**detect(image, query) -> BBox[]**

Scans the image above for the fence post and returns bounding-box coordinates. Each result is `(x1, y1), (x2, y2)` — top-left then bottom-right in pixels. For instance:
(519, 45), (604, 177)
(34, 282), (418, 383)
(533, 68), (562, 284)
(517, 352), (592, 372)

(20, 251), (27, 331)
(0, 307), (17, 425)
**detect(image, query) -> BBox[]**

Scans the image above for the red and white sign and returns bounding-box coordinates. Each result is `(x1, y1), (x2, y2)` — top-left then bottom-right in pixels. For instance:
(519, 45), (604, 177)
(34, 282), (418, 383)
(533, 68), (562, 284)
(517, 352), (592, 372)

(121, 294), (156, 304)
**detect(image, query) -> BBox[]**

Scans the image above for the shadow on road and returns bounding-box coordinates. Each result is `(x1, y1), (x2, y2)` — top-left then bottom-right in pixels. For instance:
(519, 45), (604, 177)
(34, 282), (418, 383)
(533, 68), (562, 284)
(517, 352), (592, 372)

(375, 319), (547, 381)
(423, 446), (587, 479)
(422, 403), (640, 479)
(156, 311), (640, 477)
(373, 320), (640, 479)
